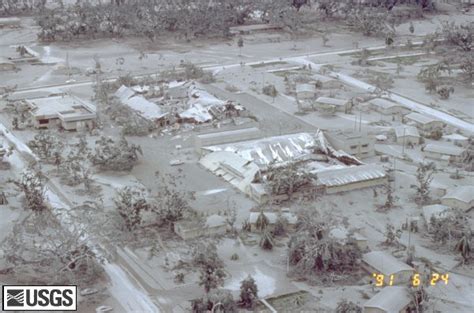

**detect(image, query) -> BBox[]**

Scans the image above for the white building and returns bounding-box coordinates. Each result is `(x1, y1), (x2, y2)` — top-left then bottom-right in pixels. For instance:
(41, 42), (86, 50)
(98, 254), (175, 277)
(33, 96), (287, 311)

(362, 251), (415, 285)
(369, 98), (410, 116)
(26, 95), (96, 130)
(326, 131), (375, 159)
(311, 73), (343, 89)
(394, 125), (420, 145)
(328, 227), (368, 250)
(363, 286), (412, 313)
(423, 143), (465, 163)
(404, 112), (444, 134)
(441, 185), (474, 212)
(296, 83), (316, 100)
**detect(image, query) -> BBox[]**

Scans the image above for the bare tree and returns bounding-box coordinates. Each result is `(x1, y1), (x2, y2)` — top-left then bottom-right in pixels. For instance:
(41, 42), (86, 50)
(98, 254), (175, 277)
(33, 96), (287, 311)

(9, 168), (47, 212)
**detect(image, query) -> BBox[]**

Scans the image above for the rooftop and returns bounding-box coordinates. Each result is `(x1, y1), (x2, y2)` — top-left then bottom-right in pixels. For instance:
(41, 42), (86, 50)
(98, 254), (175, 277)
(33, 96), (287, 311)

(442, 185), (474, 204)
(115, 85), (167, 120)
(296, 84), (316, 93)
(370, 98), (403, 109)
(26, 95), (96, 121)
(424, 143), (465, 156)
(362, 251), (414, 276)
(364, 286), (411, 312)
(315, 97), (348, 106)
(205, 132), (319, 168)
(405, 112), (440, 125)
(394, 125), (420, 138)
(315, 164), (386, 187)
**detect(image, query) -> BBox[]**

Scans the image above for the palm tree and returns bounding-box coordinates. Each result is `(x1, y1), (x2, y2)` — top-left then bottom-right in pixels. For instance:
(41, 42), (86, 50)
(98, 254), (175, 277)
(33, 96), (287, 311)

(255, 211), (269, 232)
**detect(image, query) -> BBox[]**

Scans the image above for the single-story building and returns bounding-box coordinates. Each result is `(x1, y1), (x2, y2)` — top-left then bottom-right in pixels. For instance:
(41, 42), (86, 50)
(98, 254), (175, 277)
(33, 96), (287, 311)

(423, 143), (465, 164)
(315, 164), (387, 194)
(311, 73), (343, 89)
(362, 251), (415, 285)
(248, 210), (297, 232)
(369, 98), (410, 116)
(441, 185), (474, 212)
(442, 133), (469, 146)
(296, 84), (316, 100)
(328, 227), (368, 250)
(0, 57), (16, 71)
(404, 112), (444, 134)
(422, 204), (451, 231)
(167, 81), (190, 99)
(26, 95), (96, 130)
(394, 125), (420, 145)
(363, 286), (412, 313)
(315, 96), (351, 114)
(174, 214), (227, 240)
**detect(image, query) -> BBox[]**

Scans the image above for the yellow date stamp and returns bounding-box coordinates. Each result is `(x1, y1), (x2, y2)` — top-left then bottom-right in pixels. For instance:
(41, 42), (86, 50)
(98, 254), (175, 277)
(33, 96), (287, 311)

(371, 273), (449, 287)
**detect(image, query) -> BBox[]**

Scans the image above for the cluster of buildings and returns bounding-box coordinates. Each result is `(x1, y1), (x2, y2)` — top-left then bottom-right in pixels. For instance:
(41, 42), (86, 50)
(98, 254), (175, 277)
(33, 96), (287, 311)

(196, 128), (387, 204)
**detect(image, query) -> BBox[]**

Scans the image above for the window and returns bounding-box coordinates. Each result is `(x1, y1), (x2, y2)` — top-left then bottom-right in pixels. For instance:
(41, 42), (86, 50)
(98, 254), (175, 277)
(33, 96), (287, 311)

(38, 119), (49, 125)
(350, 145), (358, 150)
(362, 144), (369, 148)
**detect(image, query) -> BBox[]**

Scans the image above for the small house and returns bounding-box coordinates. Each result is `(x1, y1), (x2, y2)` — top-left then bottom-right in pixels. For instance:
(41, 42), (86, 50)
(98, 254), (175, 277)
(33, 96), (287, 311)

(311, 73), (343, 89)
(404, 112), (444, 134)
(394, 126), (420, 145)
(369, 98), (410, 116)
(441, 185), (474, 212)
(362, 251), (414, 285)
(423, 143), (465, 164)
(26, 95), (96, 131)
(315, 97), (351, 114)
(296, 84), (316, 100)
(363, 286), (412, 313)
(174, 214), (227, 240)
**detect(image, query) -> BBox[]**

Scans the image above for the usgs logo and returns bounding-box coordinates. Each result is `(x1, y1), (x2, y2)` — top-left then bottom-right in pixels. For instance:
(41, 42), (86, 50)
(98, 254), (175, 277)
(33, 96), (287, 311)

(2, 285), (77, 311)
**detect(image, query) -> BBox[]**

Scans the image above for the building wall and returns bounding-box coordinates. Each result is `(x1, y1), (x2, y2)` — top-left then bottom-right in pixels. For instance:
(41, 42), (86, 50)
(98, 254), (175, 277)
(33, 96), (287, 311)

(61, 119), (94, 131)
(326, 133), (375, 159)
(297, 91), (315, 100)
(396, 135), (419, 145)
(364, 307), (387, 313)
(363, 264), (414, 285)
(424, 151), (461, 163)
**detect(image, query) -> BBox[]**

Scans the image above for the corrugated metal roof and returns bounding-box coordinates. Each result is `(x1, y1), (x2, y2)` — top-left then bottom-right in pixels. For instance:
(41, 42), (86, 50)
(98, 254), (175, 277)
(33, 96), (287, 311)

(364, 286), (411, 312)
(424, 143), (464, 156)
(394, 125), (420, 138)
(315, 164), (386, 187)
(363, 251), (414, 276)
(442, 185), (474, 203)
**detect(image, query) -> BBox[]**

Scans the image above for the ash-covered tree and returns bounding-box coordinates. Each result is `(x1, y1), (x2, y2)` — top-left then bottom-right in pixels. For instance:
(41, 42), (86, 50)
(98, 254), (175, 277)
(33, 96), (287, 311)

(113, 187), (152, 231)
(265, 161), (314, 200)
(239, 275), (258, 309)
(288, 211), (361, 278)
(153, 172), (193, 229)
(9, 168), (47, 212)
(384, 223), (397, 246)
(1, 211), (103, 285)
(193, 242), (226, 293)
(191, 289), (237, 313)
(28, 131), (64, 162)
(91, 136), (142, 171)
(382, 182), (396, 209)
(336, 299), (362, 313)
(61, 152), (91, 188)
(415, 162), (435, 204)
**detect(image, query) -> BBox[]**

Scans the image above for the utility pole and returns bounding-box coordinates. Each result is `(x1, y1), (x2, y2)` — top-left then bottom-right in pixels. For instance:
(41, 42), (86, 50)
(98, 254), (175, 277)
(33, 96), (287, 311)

(402, 127), (406, 156)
